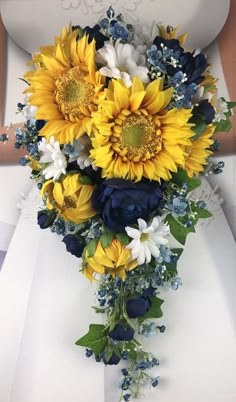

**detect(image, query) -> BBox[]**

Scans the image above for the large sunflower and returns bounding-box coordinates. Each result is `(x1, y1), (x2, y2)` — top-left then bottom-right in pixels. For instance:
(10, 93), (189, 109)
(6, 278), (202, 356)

(24, 26), (105, 143)
(90, 77), (194, 182)
(183, 126), (215, 177)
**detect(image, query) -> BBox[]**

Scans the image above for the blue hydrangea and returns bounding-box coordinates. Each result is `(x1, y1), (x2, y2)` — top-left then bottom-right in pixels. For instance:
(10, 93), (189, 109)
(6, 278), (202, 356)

(108, 21), (129, 40)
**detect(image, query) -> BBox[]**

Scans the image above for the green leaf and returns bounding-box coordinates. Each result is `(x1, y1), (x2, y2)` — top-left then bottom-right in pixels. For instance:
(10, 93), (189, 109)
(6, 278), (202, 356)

(190, 203), (213, 219)
(165, 214), (195, 245)
(86, 239), (99, 258)
(123, 341), (137, 360)
(139, 296), (164, 322)
(227, 101), (236, 109)
(189, 113), (207, 140)
(79, 175), (92, 185)
(100, 231), (114, 248)
(75, 324), (107, 355)
(116, 232), (130, 246)
(165, 248), (184, 274)
(171, 169), (201, 193)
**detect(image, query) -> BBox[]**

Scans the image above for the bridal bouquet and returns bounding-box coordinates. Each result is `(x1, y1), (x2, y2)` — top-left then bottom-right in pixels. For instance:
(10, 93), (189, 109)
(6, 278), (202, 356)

(11, 7), (235, 401)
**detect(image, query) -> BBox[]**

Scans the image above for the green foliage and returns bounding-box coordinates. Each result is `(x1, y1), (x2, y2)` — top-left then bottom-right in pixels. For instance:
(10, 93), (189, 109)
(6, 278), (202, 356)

(100, 231), (114, 248)
(165, 248), (184, 275)
(86, 239), (99, 257)
(189, 114), (207, 139)
(75, 324), (108, 355)
(165, 214), (195, 245)
(171, 169), (201, 193)
(139, 296), (164, 322)
(116, 232), (130, 246)
(190, 203), (213, 219)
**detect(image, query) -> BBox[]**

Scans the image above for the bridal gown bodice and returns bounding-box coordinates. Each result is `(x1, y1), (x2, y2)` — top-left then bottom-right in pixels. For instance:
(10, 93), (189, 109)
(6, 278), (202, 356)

(0, 1), (236, 401)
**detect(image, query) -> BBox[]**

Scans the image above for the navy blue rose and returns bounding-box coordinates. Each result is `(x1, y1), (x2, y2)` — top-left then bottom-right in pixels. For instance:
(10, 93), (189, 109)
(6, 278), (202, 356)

(109, 324), (134, 341)
(180, 52), (208, 85)
(126, 296), (151, 318)
(103, 352), (121, 365)
(194, 99), (215, 124)
(83, 24), (108, 50)
(35, 119), (46, 132)
(92, 179), (162, 231)
(37, 210), (57, 229)
(62, 234), (84, 258)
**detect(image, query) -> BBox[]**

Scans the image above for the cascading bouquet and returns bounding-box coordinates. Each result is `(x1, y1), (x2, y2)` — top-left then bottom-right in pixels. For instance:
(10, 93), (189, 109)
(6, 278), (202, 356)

(9, 6), (235, 401)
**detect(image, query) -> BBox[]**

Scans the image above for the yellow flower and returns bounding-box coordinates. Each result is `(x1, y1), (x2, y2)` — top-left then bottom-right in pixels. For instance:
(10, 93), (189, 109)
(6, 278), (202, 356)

(183, 126), (215, 177)
(83, 239), (138, 282)
(90, 77), (194, 182)
(159, 25), (188, 46)
(40, 174), (96, 224)
(24, 26), (105, 144)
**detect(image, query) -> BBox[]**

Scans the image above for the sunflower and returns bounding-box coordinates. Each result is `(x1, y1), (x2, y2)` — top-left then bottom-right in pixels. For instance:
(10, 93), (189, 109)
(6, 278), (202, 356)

(83, 239), (138, 282)
(183, 126), (215, 177)
(24, 26), (105, 144)
(40, 174), (96, 224)
(90, 77), (194, 182)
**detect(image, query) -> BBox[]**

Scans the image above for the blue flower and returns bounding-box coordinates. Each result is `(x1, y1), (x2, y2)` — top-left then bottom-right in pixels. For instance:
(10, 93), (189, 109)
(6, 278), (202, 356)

(37, 210), (57, 229)
(126, 296), (151, 318)
(83, 24), (108, 50)
(136, 360), (153, 370)
(167, 197), (188, 218)
(171, 276), (182, 290)
(123, 394), (131, 402)
(62, 234), (84, 258)
(194, 99), (215, 124)
(108, 22), (129, 40)
(109, 324), (134, 341)
(180, 52), (207, 84)
(103, 352), (121, 365)
(92, 179), (162, 231)
(151, 377), (159, 387)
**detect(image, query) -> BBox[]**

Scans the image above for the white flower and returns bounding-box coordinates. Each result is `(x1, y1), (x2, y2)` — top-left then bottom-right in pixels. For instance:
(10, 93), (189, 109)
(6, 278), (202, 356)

(21, 94), (37, 120)
(125, 217), (170, 265)
(213, 97), (228, 122)
(68, 137), (97, 170)
(97, 40), (150, 87)
(38, 136), (67, 181)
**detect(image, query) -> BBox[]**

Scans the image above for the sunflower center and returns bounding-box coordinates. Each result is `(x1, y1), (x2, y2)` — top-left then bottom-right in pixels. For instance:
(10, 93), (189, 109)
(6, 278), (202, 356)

(111, 113), (161, 162)
(55, 66), (95, 120)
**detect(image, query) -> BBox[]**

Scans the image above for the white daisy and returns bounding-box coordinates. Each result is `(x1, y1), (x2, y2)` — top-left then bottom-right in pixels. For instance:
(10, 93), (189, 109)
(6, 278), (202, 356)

(38, 136), (67, 181)
(97, 40), (150, 87)
(21, 94), (37, 120)
(125, 217), (170, 265)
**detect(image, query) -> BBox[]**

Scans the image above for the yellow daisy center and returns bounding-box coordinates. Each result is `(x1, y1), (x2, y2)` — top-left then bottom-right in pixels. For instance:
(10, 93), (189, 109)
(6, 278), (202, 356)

(55, 66), (95, 120)
(111, 112), (162, 163)
(140, 232), (149, 242)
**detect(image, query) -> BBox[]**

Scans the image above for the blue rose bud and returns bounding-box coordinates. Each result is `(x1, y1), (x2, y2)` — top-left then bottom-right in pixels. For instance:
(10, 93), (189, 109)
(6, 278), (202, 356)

(62, 234), (84, 258)
(103, 352), (121, 365)
(126, 296), (151, 318)
(37, 210), (57, 229)
(109, 324), (134, 341)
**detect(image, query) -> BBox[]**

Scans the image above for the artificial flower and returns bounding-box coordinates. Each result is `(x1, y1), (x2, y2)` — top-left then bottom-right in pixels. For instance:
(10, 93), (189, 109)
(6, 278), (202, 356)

(183, 125), (215, 177)
(62, 234), (85, 257)
(83, 239), (138, 281)
(40, 173), (96, 223)
(91, 77), (194, 182)
(24, 27), (105, 144)
(126, 295), (151, 318)
(92, 178), (162, 231)
(125, 217), (170, 265)
(98, 40), (149, 87)
(21, 95), (38, 120)
(38, 136), (67, 180)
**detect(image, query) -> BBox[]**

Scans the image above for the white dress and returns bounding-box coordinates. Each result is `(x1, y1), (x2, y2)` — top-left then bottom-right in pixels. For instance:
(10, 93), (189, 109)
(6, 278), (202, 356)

(0, 1), (236, 401)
